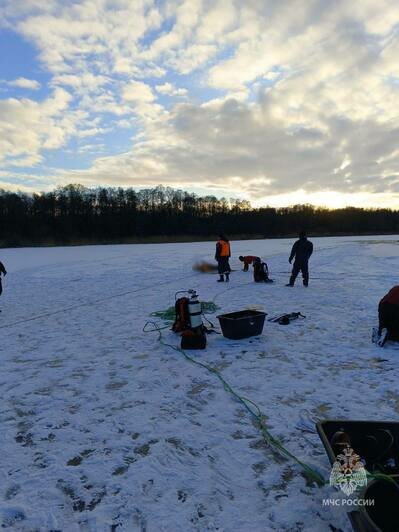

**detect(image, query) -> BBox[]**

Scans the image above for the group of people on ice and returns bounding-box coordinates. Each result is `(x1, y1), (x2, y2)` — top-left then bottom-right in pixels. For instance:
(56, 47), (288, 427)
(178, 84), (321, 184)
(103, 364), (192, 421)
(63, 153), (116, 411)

(215, 230), (313, 287)
(1, 233), (399, 347)
(214, 232), (399, 348)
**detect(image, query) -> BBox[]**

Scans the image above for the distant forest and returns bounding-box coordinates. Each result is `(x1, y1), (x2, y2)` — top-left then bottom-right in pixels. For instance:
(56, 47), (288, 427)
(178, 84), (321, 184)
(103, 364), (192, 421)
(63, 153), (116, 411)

(1, 184), (399, 247)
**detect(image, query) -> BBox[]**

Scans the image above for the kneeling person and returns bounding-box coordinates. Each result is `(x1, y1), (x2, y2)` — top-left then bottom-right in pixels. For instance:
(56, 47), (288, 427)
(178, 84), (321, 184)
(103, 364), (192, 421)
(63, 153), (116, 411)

(253, 258), (273, 283)
(377, 286), (399, 346)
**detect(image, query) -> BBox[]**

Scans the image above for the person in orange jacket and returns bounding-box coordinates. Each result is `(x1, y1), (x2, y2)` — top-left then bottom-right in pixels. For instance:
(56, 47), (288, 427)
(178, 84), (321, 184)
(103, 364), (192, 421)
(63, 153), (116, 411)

(239, 255), (260, 272)
(0, 261), (7, 298)
(377, 286), (399, 345)
(215, 234), (231, 282)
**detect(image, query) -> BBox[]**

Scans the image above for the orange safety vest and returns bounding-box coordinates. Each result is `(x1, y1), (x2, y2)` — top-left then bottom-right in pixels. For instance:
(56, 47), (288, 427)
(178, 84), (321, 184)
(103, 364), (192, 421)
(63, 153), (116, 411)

(217, 239), (230, 257)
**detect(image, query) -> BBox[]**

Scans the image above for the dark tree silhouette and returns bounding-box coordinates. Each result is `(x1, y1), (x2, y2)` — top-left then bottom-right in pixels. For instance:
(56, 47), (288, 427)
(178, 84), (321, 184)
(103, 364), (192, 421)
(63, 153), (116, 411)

(0, 184), (398, 247)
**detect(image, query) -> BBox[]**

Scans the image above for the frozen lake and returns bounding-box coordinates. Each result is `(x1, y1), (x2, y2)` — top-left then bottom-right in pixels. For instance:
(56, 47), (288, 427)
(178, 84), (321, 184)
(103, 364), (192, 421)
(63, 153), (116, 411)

(1, 235), (399, 530)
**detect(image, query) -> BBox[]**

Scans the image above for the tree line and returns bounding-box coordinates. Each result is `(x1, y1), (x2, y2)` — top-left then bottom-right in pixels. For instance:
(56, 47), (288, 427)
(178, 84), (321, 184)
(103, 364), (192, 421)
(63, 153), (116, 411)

(0, 184), (398, 247)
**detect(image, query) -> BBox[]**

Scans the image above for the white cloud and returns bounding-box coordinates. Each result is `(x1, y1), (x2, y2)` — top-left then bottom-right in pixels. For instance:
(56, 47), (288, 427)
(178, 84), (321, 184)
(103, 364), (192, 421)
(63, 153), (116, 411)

(0, 88), (82, 166)
(122, 80), (155, 103)
(121, 80), (165, 120)
(1, 0), (399, 205)
(195, 0), (237, 43)
(155, 82), (187, 96)
(166, 43), (218, 74)
(77, 142), (106, 154)
(51, 73), (109, 90)
(49, 90), (399, 204)
(76, 127), (110, 138)
(7, 77), (41, 89)
(143, 0), (203, 59)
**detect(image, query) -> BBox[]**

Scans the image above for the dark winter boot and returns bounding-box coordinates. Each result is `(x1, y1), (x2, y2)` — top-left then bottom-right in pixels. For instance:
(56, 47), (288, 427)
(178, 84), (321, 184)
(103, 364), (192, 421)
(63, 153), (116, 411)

(217, 274), (224, 282)
(225, 273), (230, 282)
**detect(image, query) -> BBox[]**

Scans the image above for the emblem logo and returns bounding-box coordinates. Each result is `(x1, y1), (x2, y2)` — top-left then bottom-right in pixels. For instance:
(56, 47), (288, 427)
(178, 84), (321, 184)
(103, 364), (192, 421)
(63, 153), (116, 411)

(330, 447), (368, 496)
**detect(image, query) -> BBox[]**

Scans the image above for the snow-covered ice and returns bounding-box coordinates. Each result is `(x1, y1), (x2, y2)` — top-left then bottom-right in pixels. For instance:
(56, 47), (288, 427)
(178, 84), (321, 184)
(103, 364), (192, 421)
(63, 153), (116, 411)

(1, 236), (399, 531)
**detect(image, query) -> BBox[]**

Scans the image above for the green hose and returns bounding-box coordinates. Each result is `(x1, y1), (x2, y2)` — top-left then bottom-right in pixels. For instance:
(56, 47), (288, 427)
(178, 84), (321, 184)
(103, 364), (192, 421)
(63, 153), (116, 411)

(145, 320), (326, 487)
(145, 284), (397, 490)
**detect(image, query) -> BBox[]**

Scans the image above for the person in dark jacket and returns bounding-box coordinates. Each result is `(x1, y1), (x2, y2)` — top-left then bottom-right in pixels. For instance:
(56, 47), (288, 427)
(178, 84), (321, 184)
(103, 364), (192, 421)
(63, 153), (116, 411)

(253, 257), (273, 283)
(0, 261), (7, 297)
(239, 255), (260, 272)
(286, 231), (313, 287)
(215, 234), (231, 282)
(377, 286), (399, 345)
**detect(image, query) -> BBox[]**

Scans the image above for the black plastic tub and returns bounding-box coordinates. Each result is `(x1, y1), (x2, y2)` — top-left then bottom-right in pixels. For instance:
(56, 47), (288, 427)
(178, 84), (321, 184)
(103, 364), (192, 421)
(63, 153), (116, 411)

(316, 420), (399, 470)
(217, 310), (266, 339)
(359, 476), (399, 532)
(316, 420), (399, 532)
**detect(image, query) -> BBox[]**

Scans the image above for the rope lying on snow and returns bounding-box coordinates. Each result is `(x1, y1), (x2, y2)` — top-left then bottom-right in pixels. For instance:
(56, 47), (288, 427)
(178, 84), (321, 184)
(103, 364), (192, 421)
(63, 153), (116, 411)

(0, 272), (200, 330)
(144, 320), (326, 487)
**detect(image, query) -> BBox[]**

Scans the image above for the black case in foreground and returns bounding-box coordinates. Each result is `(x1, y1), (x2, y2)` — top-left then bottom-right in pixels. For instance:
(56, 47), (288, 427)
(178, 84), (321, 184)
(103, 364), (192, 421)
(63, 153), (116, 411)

(317, 420), (399, 532)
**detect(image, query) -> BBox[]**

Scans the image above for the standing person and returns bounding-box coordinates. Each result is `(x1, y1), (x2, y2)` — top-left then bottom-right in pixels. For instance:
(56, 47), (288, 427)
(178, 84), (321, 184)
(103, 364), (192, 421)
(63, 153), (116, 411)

(215, 234), (231, 282)
(286, 231), (313, 287)
(239, 255), (259, 272)
(0, 260), (7, 298)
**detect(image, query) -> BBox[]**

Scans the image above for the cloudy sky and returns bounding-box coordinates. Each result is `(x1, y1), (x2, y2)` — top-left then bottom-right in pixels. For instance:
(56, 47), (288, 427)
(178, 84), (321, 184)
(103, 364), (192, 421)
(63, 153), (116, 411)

(1, 0), (399, 207)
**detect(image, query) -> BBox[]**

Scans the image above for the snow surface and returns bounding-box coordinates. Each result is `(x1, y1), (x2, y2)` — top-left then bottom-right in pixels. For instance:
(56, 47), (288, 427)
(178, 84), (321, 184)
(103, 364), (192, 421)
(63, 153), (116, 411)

(1, 236), (399, 531)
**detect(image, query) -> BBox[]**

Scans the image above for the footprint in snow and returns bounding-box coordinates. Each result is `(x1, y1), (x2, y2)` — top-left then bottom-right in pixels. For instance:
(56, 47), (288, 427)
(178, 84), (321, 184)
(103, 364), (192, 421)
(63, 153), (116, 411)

(134, 439), (158, 457)
(178, 490), (187, 502)
(4, 484), (21, 501)
(67, 449), (95, 466)
(0, 507), (26, 527)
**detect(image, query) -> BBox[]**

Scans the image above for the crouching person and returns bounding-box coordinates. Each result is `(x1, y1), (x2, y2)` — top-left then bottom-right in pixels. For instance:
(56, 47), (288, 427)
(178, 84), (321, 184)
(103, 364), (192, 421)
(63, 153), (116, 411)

(215, 234), (231, 282)
(253, 258), (273, 283)
(239, 255), (259, 272)
(377, 286), (399, 346)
